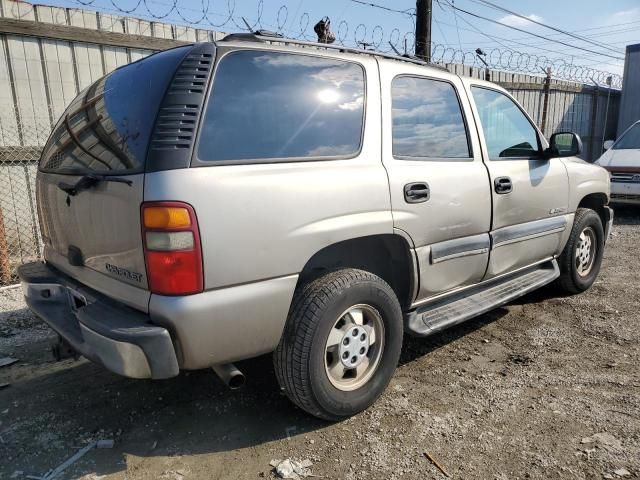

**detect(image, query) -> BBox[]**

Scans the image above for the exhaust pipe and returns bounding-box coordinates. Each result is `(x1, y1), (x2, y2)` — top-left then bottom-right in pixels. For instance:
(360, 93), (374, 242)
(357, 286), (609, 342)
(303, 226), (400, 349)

(212, 363), (245, 390)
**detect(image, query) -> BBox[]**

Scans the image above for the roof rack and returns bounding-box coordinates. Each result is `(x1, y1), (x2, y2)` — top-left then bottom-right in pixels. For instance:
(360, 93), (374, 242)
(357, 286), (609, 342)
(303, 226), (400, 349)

(219, 32), (448, 72)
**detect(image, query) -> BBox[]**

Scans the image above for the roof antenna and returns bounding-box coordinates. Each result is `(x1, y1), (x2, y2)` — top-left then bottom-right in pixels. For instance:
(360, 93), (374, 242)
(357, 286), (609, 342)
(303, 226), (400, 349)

(241, 17), (253, 32)
(389, 42), (402, 56)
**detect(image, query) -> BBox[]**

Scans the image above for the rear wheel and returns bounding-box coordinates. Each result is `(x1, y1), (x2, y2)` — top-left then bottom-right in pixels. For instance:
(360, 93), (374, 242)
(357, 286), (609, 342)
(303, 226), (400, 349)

(274, 269), (403, 420)
(556, 208), (605, 294)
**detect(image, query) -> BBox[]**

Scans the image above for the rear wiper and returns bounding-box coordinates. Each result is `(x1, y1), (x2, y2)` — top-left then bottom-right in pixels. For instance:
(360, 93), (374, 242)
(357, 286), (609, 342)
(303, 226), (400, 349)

(57, 174), (132, 196)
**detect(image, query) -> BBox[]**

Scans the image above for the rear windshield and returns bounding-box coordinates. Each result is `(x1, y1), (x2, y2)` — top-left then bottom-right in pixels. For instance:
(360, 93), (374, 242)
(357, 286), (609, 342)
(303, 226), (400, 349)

(196, 50), (365, 162)
(613, 123), (640, 150)
(39, 46), (190, 175)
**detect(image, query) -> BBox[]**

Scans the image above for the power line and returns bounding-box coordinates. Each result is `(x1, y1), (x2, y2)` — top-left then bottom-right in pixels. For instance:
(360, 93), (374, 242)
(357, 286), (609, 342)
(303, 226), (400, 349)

(465, 0), (624, 55)
(348, 0), (414, 17)
(437, 0), (625, 61)
(433, 16), (624, 69)
(450, 0), (464, 51)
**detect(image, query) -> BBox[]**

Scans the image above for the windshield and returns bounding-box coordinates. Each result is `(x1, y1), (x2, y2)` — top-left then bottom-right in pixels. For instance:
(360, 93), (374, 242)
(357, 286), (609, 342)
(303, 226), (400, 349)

(39, 46), (189, 175)
(613, 123), (640, 150)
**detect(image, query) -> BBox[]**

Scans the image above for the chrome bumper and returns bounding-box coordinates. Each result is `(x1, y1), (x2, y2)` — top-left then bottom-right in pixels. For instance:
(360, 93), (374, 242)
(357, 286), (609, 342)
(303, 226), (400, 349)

(18, 262), (179, 379)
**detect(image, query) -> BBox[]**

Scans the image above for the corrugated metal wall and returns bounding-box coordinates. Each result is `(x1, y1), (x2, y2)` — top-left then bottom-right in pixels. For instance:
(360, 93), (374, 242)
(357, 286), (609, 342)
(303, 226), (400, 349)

(0, 0), (623, 283)
(617, 43), (640, 136)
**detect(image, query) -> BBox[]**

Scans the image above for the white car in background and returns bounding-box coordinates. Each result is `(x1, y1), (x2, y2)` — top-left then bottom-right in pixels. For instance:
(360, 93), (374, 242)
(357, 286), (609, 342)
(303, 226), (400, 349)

(596, 120), (640, 206)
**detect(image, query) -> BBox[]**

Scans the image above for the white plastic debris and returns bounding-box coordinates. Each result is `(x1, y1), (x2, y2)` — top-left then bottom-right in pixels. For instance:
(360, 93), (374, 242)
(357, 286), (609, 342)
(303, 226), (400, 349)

(0, 357), (18, 368)
(96, 439), (114, 449)
(614, 468), (631, 477)
(269, 459), (314, 479)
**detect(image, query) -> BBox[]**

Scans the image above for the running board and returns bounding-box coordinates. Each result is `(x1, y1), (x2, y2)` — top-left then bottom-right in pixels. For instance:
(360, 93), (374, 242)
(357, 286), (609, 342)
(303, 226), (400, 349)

(406, 260), (560, 337)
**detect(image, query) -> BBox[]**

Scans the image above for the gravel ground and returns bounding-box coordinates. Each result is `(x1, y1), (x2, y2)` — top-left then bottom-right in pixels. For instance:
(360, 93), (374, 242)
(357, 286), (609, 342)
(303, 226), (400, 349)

(1, 208), (639, 480)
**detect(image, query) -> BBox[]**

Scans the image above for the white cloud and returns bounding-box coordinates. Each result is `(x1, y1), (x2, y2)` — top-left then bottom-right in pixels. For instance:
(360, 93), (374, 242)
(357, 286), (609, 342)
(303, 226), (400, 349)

(498, 13), (544, 27)
(604, 7), (640, 25)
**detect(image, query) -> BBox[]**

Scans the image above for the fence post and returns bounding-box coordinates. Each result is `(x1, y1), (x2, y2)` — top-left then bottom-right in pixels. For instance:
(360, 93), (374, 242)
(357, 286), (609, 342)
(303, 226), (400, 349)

(589, 85), (600, 161)
(540, 67), (552, 136)
(0, 206), (12, 284)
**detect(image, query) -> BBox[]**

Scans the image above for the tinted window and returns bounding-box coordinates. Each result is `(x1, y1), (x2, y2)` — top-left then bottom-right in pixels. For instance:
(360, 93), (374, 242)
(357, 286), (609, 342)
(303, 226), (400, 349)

(39, 46), (190, 174)
(392, 76), (470, 159)
(614, 123), (640, 150)
(471, 87), (540, 160)
(197, 51), (365, 162)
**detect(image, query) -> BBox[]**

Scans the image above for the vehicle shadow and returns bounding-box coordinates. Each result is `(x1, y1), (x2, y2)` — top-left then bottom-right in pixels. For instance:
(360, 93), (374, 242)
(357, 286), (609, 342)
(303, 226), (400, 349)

(399, 307), (509, 366)
(2, 306), (511, 478)
(612, 206), (640, 225)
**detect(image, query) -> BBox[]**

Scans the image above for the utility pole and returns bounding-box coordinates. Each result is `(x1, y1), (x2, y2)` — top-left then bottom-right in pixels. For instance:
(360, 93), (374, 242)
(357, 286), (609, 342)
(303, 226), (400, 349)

(415, 0), (432, 62)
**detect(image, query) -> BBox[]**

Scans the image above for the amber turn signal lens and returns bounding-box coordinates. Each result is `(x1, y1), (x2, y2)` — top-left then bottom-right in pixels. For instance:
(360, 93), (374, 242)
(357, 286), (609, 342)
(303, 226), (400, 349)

(143, 207), (191, 229)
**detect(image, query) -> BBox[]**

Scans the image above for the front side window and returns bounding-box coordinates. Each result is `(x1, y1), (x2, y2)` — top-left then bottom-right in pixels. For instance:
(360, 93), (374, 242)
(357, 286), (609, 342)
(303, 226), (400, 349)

(197, 51), (365, 162)
(391, 76), (470, 159)
(613, 123), (640, 150)
(471, 87), (540, 160)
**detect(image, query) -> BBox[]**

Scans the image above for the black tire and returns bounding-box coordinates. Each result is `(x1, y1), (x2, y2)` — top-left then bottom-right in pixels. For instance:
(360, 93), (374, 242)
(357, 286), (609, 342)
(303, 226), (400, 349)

(274, 269), (403, 420)
(556, 208), (605, 294)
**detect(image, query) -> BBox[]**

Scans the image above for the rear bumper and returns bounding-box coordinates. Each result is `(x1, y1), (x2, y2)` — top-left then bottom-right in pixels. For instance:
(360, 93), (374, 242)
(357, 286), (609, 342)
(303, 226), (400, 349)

(18, 262), (179, 379)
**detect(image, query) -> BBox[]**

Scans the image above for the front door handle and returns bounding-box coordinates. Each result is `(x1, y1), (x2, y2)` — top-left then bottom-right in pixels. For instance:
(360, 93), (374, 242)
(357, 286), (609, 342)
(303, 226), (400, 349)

(494, 176), (513, 194)
(404, 182), (430, 203)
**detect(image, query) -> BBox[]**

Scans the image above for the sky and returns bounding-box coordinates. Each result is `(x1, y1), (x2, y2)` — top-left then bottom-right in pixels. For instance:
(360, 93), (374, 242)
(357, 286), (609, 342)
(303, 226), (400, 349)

(40, 0), (640, 79)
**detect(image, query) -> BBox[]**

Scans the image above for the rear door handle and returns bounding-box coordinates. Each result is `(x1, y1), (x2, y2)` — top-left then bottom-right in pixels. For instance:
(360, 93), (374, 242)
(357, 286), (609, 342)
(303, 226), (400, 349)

(494, 176), (513, 194)
(404, 182), (430, 203)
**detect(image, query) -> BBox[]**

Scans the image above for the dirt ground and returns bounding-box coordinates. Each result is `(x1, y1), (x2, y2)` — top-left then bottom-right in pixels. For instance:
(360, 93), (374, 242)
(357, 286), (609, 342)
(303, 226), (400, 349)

(1, 209), (639, 480)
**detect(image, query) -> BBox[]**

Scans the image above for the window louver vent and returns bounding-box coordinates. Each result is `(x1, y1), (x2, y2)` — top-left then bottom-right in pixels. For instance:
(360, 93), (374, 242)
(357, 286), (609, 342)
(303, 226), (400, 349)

(147, 45), (215, 171)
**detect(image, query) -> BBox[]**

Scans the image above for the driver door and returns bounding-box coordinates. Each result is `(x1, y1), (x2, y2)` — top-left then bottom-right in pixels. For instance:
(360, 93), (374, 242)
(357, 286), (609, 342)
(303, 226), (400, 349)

(464, 82), (570, 279)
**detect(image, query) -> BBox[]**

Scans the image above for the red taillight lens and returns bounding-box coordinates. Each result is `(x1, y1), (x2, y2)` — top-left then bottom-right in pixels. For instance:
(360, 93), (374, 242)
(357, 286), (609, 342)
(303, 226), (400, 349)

(141, 202), (203, 296)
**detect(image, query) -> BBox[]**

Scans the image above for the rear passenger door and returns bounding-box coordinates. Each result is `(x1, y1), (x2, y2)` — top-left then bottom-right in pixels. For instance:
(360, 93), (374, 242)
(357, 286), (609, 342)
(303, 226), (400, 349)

(465, 84), (570, 279)
(380, 62), (492, 303)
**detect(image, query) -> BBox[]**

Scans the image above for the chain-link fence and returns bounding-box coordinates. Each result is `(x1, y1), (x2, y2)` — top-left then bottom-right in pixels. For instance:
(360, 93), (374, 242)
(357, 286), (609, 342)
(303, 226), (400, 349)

(0, 114), (45, 284)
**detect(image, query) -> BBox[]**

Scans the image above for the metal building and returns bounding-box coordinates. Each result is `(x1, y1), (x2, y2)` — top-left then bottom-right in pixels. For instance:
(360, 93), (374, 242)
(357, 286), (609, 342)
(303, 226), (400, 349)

(617, 43), (640, 136)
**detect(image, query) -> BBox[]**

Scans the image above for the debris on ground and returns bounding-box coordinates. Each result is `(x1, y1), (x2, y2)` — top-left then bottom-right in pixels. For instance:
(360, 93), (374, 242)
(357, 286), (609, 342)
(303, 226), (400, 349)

(424, 451), (449, 477)
(614, 468), (631, 477)
(580, 432), (622, 450)
(160, 469), (187, 480)
(0, 357), (18, 367)
(0, 382), (9, 389)
(42, 441), (98, 480)
(96, 439), (114, 449)
(269, 459), (314, 479)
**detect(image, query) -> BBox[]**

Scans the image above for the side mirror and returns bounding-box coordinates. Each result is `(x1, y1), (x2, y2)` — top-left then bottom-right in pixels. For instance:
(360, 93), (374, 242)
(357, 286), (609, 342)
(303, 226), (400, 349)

(546, 132), (583, 158)
(603, 139), (614, 150)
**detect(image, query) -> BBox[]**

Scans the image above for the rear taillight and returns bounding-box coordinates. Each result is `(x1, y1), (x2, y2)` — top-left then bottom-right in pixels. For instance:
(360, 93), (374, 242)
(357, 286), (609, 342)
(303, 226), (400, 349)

(142, 202), (203, 295)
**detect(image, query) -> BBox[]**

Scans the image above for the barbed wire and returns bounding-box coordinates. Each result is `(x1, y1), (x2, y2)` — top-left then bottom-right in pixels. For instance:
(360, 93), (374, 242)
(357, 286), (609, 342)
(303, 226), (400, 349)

(9, 0), (623, 88)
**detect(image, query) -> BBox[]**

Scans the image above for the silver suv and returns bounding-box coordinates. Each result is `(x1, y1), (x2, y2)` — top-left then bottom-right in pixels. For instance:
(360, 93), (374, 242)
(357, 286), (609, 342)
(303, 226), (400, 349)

(20, 34), (612, 420)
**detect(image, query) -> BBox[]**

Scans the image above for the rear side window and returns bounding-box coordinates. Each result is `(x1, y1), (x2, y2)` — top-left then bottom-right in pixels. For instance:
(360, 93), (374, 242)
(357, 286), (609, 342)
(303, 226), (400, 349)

(197, 50), (365, 162)
(39, 46), (190, 174)
(391, 76), (470, 159)
(613, 123), (640, 150)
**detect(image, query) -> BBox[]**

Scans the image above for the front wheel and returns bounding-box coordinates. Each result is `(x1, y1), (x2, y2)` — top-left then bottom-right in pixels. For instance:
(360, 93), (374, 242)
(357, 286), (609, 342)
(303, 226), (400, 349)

(274, 269), (403, 420)
(556, 208), (605, 294)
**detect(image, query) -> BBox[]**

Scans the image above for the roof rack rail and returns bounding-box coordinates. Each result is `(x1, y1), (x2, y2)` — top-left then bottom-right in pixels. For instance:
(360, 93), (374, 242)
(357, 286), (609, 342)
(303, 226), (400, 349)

(219, 33), (448, 71)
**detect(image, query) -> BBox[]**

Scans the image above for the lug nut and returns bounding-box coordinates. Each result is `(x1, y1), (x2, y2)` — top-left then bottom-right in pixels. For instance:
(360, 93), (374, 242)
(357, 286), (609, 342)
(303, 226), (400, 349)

(351, 356), (357, 364)
(359, 347), (366, 354)
(343, 338), (349, 345)
(360, 333), (366, 341)
(342, 352), (349, 360)
(352, 329), (359, 336)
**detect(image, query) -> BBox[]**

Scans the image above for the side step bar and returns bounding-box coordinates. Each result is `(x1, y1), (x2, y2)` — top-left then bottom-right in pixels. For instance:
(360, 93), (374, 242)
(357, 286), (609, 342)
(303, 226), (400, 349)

(406, 260), (560, 337)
